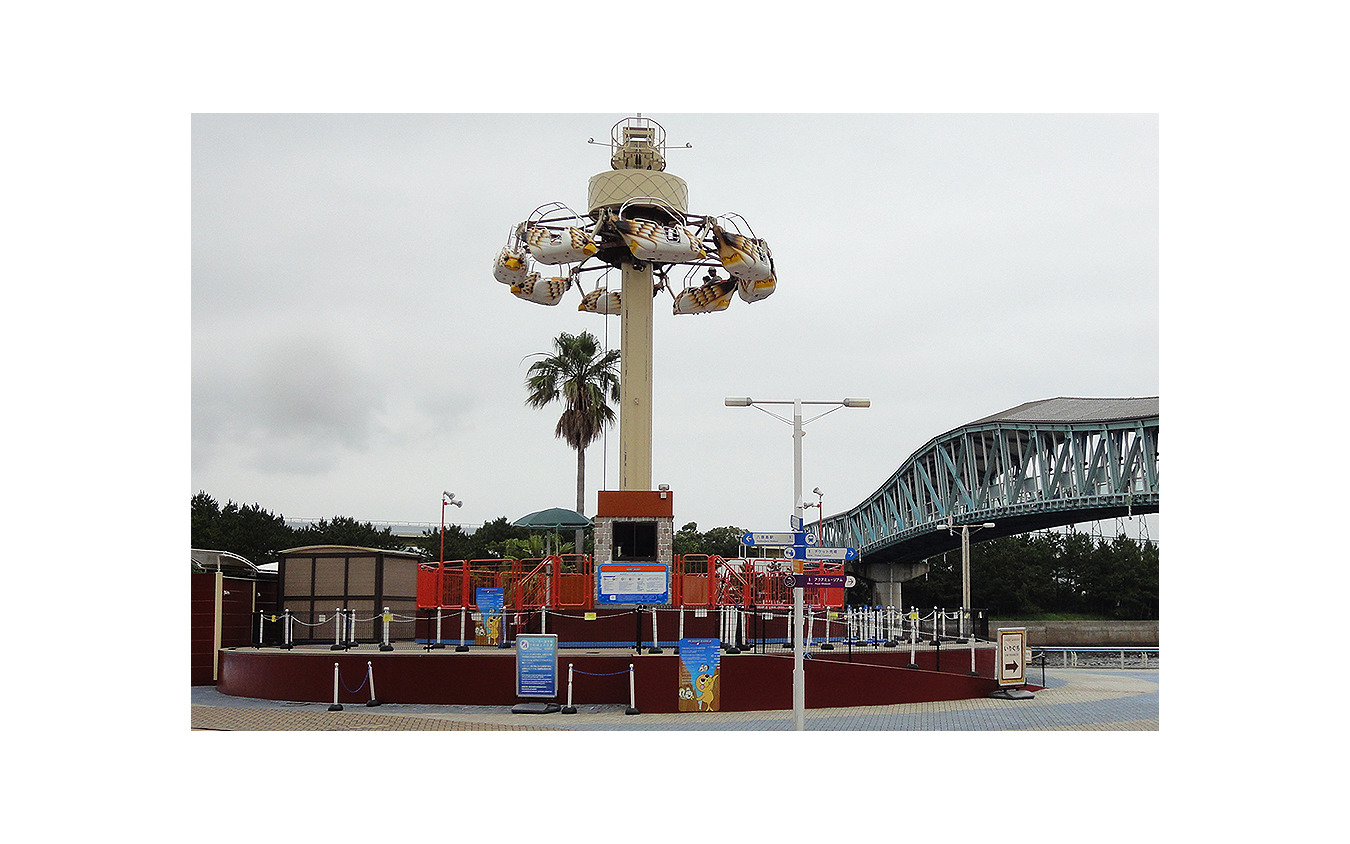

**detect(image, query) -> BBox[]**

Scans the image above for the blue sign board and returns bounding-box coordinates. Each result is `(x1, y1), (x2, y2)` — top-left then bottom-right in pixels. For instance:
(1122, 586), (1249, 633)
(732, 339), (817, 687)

(516, 633), (559, 698)
(597, 563), (670, 605)
(784, 545), (858, 561)
(742, 530), (816, 547)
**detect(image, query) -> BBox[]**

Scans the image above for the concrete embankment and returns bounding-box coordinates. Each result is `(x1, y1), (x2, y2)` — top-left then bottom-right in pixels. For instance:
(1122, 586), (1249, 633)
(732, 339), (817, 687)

(990, 619), (1157, 646)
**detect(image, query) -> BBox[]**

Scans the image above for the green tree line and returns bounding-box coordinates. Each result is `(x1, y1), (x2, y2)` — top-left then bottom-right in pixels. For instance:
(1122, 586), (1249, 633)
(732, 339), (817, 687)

(894, 531), (1158, 620)
(192, 493), (1156, 619)
(192, 491), (542, 565)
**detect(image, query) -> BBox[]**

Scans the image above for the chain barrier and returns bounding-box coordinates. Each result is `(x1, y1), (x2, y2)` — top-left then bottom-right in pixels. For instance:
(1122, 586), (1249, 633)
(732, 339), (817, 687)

(266, 603), (989, 651)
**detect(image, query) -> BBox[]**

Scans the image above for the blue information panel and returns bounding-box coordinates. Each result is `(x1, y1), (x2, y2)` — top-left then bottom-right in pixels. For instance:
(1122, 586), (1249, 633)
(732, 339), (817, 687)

(475, 587), (506, 646)
(516, 633), (559, 698)
(597, 563), (670, 605)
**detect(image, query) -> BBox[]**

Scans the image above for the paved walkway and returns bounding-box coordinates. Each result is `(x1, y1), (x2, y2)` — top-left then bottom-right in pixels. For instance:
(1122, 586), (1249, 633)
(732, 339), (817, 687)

(191, 668), (1158, 731)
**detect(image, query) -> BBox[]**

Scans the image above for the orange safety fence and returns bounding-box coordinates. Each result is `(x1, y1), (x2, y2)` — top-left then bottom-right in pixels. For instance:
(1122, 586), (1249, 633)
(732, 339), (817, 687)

(416, 554), (848, 611)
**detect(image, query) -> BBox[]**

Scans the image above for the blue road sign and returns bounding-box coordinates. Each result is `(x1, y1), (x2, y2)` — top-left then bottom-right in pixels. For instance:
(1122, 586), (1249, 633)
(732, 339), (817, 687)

(783, 544), (857, 561)
(743, 530), (816, 547)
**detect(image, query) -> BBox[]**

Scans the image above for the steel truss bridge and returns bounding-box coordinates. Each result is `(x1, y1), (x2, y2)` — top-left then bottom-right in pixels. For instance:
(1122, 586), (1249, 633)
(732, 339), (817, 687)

(819, 397), (1158, 569)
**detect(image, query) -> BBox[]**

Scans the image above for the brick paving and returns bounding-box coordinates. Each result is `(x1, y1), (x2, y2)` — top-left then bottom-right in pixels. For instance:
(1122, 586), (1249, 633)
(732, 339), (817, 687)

(191, 668), (1157, 731)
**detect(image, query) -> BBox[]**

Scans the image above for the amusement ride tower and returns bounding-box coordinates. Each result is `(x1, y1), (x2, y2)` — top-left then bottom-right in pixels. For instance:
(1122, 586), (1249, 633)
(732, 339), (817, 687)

(494, 115), (776, 492)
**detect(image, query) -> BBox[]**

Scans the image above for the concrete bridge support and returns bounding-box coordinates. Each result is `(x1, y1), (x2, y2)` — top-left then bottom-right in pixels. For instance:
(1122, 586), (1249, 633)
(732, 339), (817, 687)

(861, 560), (930, 607)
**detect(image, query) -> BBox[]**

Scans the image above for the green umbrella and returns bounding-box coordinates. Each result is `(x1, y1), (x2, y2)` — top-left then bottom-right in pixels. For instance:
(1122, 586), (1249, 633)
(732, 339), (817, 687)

(512, 508), (593, 530)
(512, 508), (593, 555)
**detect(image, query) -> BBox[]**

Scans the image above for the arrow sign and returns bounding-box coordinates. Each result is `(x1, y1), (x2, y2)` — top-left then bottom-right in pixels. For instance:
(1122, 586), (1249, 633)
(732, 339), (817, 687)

(782, 573), (848, 589)
(783, 545), (857, 561)
(742, 531), (806, 547)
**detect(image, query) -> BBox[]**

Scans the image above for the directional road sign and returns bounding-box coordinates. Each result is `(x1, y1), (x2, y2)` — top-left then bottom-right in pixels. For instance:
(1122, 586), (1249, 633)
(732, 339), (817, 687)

(782, 573), (850, 589)
(742, 531), (814, 547)
(783, 545), (857, 561)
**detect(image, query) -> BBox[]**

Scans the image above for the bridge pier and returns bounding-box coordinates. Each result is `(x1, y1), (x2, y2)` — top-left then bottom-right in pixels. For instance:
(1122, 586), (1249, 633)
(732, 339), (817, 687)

(861, 561), (930, 607)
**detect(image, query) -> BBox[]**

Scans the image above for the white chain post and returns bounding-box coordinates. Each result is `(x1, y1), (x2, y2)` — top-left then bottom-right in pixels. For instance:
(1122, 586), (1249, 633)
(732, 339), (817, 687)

(328, 663), (342, 711)
(365, 661), (380, 706)
(625, 664), (640, 715)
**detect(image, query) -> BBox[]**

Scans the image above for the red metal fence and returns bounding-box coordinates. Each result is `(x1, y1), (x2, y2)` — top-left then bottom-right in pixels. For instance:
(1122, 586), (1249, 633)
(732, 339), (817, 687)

(417, 555), (846, 611)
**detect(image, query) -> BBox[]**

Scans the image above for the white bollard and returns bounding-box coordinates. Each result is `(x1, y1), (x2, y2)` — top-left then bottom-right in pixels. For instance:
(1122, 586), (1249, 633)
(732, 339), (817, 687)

(649, 608), (663, 653)
(365, 661), (380, 706)
(328, 662), (343, 711)
(331, 608), (344, 650)
(380, 607), (393, 651)
(348, 608), (357, 647)
(562, 663), (576, 714)
(457, 606), (469, 651)
(625, 664), (640, 715)
(434, 606), (444, 649)
(282, 608), (294, 650)
(908, 607), (918, 667)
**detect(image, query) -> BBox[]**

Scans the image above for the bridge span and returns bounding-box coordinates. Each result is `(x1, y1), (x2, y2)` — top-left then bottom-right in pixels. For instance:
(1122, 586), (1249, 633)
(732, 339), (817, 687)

(820, 396), (1158, 585)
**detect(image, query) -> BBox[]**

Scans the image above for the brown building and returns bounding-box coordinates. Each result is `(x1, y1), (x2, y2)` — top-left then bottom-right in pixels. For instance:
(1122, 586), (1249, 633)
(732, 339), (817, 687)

(190, 549), (278, 685)
(277, 545), (423, 643)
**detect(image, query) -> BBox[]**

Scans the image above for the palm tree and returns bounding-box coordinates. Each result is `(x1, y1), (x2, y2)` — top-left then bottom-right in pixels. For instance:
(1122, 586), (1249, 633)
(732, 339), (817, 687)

(524, 330), (621, 551)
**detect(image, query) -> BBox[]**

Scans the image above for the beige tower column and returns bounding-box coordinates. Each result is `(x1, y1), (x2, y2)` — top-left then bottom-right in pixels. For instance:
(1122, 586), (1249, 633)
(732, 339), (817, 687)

(619, 260), (654, 490)
(586, 117), (689, 493)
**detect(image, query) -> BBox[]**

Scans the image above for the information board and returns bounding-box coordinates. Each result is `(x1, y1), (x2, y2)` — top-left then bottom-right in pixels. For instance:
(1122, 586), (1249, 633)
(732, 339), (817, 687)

(516, 633), (559, 698)
(597, 563), (670, 605)
(997, 627), (1027, 687)
(475, 587), (505, 646)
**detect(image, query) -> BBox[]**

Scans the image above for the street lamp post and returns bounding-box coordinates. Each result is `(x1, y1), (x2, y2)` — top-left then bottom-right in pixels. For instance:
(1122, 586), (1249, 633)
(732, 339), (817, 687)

(440, 491), (463, 567)
(725, 396), (870, 731)
(434, 492), (463, 650)
(941, 520), (994, 640)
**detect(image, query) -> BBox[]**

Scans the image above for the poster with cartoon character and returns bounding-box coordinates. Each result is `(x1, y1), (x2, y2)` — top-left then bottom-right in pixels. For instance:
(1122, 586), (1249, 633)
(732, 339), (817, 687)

(475, 587), (505, 646)
(677, 638), (721, 712)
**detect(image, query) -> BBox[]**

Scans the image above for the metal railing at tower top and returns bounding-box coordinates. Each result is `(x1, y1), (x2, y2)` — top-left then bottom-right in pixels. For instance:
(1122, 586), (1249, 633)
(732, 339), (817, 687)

(415, 555), (847, 612)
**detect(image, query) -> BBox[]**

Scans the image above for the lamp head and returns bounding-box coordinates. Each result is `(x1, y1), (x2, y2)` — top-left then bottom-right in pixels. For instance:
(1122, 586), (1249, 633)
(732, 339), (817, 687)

(842, 398), (871, 408)
(724, 397), (753, 407)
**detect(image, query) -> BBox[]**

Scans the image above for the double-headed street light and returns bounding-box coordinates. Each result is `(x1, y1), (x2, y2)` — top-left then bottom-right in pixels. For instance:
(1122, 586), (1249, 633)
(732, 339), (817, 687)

(724, 397), (870, 527)
(725, 396), (869, 732)
(940, 519), (994, 640)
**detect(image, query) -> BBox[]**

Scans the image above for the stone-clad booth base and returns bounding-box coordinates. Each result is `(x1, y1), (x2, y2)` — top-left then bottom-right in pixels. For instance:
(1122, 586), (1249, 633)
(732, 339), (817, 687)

(218, 646), (1026, 713)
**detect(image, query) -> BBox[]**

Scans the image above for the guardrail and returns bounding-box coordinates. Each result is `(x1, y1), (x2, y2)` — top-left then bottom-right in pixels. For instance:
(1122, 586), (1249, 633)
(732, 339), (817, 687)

(1031, 646), (1159, 670)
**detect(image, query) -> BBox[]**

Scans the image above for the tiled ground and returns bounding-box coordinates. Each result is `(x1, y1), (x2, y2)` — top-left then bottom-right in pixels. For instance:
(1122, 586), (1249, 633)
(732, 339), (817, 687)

(191, 668), (1158, 731)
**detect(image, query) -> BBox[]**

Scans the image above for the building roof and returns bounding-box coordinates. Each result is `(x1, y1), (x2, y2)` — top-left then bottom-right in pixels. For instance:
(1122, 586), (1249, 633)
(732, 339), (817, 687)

(192, 548), (264, 576)
(967, 396), (1158, 427)
(279, 545), (423, 558)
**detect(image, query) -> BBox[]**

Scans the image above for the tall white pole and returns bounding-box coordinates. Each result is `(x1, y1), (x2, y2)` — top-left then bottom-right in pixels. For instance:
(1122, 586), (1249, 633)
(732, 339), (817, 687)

(792, 399), (805, 732)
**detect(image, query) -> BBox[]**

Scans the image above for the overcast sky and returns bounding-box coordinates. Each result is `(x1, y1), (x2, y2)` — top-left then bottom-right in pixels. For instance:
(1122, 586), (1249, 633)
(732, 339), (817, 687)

(192, 113), (1158, 535)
